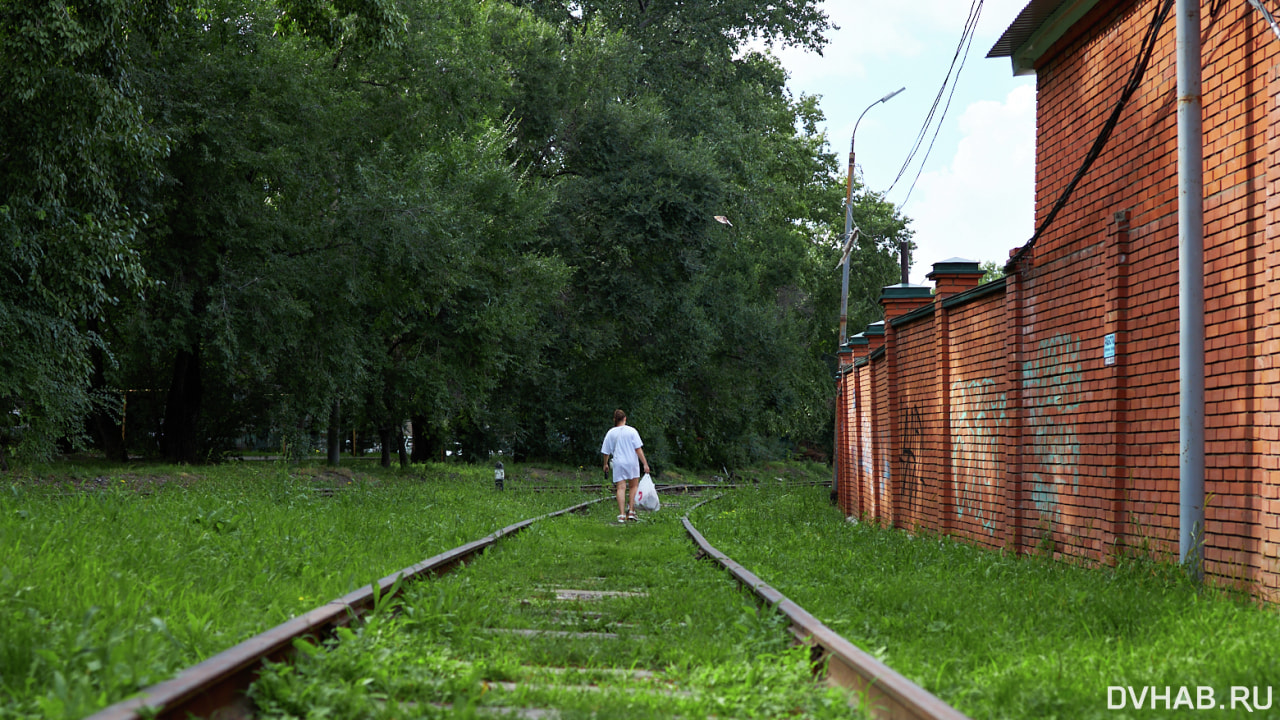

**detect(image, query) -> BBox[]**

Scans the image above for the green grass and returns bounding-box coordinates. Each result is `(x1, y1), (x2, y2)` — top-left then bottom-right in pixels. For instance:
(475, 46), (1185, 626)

(250, 496), (862, 719)
(0, 461), (587, 720)
(690, 484), (1280, 719)
(25, 459), (1245, 720)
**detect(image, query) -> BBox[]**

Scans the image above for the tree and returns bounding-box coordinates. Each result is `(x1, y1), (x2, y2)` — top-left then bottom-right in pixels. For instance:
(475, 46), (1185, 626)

(0, 1), (168, 464)
(490, 0), (905, 466)
(9, 0), (909, 470)
(981, 260), (1006, 284)
(104, 0), (568, 463)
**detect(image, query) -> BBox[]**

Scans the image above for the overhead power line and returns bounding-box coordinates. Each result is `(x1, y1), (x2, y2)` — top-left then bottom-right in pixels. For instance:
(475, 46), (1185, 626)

(1246, 0), (1280, 40)
(1009, 0), (1175, 266)
(884, 0), (984, 205)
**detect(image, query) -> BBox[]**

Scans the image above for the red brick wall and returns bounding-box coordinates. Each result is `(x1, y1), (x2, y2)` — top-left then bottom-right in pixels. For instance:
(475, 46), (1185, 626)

(857, 357), (877, 518)
(875, 351), (894, 525)
(947, 292), (1007, 548)
(836, 0), (1280, 594)
(1030, 0), (1279, 583)
(895, 315), (941, 531)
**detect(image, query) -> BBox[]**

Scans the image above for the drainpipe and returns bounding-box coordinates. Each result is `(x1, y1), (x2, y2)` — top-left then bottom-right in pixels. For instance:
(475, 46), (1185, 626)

(1177, 0), (1205, 580)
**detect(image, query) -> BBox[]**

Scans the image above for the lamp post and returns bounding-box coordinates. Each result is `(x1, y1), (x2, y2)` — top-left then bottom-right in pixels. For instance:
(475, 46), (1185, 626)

(834, 87), (903, 513)
(838, 87), (905, 346)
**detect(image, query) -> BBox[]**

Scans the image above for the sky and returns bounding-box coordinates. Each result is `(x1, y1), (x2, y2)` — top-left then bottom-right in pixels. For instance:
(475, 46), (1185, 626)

(765, 0), (1038, 284)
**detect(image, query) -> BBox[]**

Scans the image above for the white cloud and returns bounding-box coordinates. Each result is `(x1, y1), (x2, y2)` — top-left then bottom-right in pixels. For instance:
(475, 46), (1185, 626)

(753, 2), (1039, 283)
(904, 84), (1036, 283)
(768, 0), (1032, 87)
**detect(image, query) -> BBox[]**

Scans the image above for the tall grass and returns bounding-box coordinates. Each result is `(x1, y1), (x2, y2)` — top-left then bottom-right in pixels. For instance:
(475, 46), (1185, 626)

(692, 484), (1280, 719)
(251, 497), (861, 719)
(0, 461), (583, 720)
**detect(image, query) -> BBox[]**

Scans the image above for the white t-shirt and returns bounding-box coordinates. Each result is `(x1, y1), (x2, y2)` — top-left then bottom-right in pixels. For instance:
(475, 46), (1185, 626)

(601, 424), (644, 483)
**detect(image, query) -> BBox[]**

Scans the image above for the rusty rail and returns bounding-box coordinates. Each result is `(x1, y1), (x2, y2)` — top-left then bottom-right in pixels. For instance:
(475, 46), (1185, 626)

(681, 495), (971, 720)
(86, 497), (603, 720)
(501, 480), (831, 494)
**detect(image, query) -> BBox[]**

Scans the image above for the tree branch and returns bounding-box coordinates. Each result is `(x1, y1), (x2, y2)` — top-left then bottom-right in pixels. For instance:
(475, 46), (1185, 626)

(283, 241), (354, 259)
(359, 76), (411, 88)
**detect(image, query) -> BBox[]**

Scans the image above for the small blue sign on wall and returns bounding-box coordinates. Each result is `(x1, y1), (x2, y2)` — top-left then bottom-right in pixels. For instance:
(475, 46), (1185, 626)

(1103, 333), (1116, 366)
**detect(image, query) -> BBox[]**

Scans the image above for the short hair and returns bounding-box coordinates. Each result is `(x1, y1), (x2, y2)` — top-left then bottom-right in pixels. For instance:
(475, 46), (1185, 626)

(613, 409), (626, 424)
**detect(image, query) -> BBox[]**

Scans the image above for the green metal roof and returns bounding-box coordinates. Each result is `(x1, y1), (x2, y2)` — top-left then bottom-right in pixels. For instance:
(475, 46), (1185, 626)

(987, 0), (1103, 76)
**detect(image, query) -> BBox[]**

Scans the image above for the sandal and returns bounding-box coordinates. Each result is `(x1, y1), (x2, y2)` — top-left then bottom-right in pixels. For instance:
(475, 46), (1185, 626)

(627, 511), (638, 522)
(617, 514), (627, 524)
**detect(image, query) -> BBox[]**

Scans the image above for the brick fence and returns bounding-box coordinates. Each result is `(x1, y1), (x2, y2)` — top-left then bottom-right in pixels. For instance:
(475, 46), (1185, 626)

(832, 0), (1280, 596)
(835, 248), (1276, 595)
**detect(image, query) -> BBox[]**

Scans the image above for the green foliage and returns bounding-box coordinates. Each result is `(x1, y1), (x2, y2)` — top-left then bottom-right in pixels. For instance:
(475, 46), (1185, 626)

(489, 0), (904, 467)
(4, 0), (908, 470)
(0, 0), (166, 463)
(0, 461), (582, 719)
(694, 485), (1280, 720)
(981, 259), (1006, 284)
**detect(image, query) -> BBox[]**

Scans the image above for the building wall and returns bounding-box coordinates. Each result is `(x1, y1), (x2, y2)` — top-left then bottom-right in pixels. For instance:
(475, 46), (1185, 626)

(947, 292), (1007, 547)
(858, 356), (877, 517)
(839, 0), (1280, 594)
(895, 314), (940, 530)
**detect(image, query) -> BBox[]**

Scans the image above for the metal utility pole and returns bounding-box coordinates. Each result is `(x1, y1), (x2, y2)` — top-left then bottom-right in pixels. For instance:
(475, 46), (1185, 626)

(1177, 0), (1205, 580)
(839, 87), (905, 345)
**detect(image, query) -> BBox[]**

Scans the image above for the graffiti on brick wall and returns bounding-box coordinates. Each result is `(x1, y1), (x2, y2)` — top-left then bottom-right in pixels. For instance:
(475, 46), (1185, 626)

(1022, 333), (1083, 515)
(881, 456), (890, 516)
(951, 378), (1007, 535)
(860, 404), (873, 477)
(899, 403), (924, 509)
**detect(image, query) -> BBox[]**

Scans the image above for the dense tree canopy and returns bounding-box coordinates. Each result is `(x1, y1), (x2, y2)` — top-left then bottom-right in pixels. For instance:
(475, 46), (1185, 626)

(1, 0), (908, 469)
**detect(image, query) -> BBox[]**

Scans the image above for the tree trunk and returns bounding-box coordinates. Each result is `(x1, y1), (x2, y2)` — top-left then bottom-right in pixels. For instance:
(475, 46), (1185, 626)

(397, 424), (409, 468)
(410, 415), (431, 464)
(326, 400), (341, 465)
(86, 319), (127, 462)
(160, 348), (202, 464)
(378, 424), (393, 468)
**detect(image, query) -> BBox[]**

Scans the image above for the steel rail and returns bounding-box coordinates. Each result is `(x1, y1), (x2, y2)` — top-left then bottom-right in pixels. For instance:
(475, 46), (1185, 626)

(681, 495), (971, 720)
(86, 497), (604, 720)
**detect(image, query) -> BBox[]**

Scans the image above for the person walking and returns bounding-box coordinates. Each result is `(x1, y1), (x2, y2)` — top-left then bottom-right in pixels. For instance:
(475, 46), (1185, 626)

(601, 409), (650, 523)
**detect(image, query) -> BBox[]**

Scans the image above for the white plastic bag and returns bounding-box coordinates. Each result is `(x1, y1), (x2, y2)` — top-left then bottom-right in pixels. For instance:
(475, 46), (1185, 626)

(635, 473), (660, 512)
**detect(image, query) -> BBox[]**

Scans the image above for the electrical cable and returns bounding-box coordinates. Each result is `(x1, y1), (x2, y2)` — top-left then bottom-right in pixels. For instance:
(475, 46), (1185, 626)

(884, 0), (981, 194)
(1008, 0), (1175, 266)
(898, 1), (983, 207)
(1246, 0), (1280, 40)
(884, 0), (984, 197)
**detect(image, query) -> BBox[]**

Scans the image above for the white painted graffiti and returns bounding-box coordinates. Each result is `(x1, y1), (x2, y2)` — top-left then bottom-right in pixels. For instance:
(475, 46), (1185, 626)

(950, 377), (1007, 535)
(1021, 333), (1084, 516)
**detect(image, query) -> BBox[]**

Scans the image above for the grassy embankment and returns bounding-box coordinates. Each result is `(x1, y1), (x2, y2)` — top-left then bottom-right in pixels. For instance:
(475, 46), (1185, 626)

(692, 484), (1280, 720)
(0, 460), (593, 719)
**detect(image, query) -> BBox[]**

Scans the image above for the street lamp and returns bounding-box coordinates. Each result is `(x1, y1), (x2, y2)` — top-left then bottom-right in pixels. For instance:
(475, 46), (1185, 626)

(838, 87), (905, 345)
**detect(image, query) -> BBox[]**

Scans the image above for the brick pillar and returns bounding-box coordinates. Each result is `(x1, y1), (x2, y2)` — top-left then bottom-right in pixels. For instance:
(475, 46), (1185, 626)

(847, 334), (870, 518)
(837, 342), (855, 515)
(1103, 211), (1131, 562)
(859, 323), (886, 521)
(928, 259), (985, 533)
(1259, 61), (1280, 596)
(1004, 250), (1029, 553)
(881, 284), (935, 529)
(928, 258), (986, 301)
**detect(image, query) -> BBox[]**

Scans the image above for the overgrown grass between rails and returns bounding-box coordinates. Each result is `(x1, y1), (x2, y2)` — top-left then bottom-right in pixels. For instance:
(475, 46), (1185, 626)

(0, 461), (588, 720)
(251, 498), (864, 719)
(690, 485), (1280, 720)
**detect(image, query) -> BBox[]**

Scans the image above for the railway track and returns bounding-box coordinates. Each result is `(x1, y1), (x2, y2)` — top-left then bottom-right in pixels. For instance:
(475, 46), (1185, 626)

(87, 489), (967, 720)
